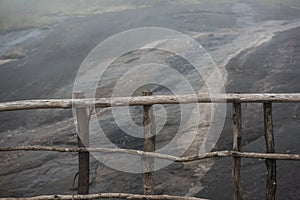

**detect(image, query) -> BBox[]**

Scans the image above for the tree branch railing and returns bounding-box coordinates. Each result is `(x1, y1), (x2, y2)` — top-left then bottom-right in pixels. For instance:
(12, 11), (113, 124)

(0, 146), (299, 161)
(1, 93), (300, 112)
(1, 93), (300, 200)
(0, 193), (209, 200)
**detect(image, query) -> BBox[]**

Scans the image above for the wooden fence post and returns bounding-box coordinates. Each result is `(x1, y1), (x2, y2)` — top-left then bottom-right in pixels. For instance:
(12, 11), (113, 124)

(263, 102), (277, 200)
(142, 90), (156, 195)
(232, 102), (243, 200)
(73, 92), (90, 195)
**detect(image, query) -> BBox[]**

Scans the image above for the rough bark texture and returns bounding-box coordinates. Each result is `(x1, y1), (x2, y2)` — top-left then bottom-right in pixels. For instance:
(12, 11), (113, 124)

(263, 103), (277, 200)
(0, 146), (299, 161)
(74, 92), (90, 195)
(232, 102), (243, 200)
(142, 91), (155, 195)
(1, 93), (300, 112)
(0, 193), (209, 200)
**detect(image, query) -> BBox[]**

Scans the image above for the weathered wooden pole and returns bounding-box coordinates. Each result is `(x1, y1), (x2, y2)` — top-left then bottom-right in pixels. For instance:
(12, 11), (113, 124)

(73, 92), (90, 195)
(232, 102), (243, 200)
(2, 93), (300, 112)
(142, 90), (156, 195)
(263, 102), (277, 200)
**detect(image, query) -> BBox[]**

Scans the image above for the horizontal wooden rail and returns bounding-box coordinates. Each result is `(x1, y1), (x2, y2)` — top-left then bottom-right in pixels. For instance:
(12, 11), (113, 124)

(0, 146), (299, 161)
(1, 93), (300, 112)
(0, 192), (208, 200)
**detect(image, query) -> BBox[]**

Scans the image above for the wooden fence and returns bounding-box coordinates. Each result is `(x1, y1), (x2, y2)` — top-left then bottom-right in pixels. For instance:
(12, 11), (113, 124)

(0, 93), (300, 200)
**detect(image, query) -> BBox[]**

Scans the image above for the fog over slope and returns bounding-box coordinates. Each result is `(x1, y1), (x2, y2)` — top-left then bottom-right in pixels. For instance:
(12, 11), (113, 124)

(0, 0), (299, 199)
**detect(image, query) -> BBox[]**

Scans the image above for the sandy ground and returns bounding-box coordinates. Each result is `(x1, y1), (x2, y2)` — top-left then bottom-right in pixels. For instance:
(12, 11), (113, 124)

(198, 26), (300, 200)
(0, 0), (299, 199)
